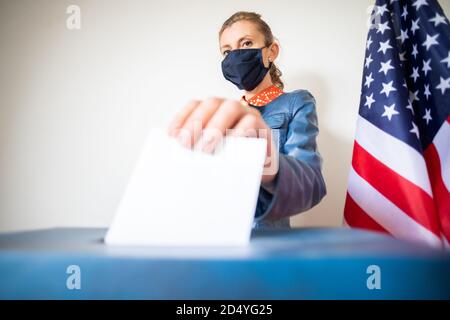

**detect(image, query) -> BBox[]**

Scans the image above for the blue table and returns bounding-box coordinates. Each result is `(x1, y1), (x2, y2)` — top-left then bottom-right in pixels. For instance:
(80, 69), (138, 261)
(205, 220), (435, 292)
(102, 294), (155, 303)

(0, 227), (449, 299)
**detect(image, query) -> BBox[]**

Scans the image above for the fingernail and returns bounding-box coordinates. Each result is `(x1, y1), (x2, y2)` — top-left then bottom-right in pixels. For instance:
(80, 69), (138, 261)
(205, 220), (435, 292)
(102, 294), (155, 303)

(197, 133), (212, 151)
(178, 133), (192, 148)
(168, 128), (180, 137)
(202, 139), (216, 154)
(168, 123), (182, 135)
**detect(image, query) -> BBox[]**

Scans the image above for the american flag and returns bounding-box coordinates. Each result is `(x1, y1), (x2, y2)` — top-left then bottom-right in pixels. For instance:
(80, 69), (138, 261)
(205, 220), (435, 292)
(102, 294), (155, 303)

(344, 0), (450, 248)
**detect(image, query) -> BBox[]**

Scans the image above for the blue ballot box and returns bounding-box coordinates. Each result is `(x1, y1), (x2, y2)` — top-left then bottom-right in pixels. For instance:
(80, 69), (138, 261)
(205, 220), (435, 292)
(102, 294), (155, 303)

(0, 227), (449, 299)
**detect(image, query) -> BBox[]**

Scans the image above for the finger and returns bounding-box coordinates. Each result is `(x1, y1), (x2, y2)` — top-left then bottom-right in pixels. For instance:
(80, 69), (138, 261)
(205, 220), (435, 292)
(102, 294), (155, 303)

(167, 99), (201, 137)
(200, 100), (246, 153)
(227, 113), (260, 138)
(180, 97), (223, 148)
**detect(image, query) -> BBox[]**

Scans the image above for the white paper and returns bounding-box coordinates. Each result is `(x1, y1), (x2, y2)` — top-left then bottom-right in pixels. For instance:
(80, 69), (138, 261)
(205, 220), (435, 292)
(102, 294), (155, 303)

(105, 128), (267, 247)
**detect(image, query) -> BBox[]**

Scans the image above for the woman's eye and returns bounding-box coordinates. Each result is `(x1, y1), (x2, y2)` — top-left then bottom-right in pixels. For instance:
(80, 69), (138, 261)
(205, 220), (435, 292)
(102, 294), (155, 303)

(223, 50), (230, 56)
(243, 41), (252, 47)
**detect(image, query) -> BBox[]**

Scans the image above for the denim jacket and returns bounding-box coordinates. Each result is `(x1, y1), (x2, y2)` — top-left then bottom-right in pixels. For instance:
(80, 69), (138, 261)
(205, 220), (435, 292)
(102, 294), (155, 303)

(252, 89), (326, 229)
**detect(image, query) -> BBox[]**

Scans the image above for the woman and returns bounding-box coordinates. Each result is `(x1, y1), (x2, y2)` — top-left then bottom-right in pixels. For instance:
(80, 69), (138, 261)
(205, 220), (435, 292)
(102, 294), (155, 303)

(167, 11), (326, 228)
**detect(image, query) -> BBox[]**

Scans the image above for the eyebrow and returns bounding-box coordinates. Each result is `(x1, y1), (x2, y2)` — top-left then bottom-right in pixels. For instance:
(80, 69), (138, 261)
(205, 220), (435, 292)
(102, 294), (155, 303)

(220, 35), (253, 51)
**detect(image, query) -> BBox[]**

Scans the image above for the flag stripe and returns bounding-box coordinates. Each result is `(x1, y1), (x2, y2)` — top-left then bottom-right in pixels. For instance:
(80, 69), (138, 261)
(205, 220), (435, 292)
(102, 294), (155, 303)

(355, 116), (432, 196)
(432, 117), (450, 191)
(347, 167), (442, 247)
(344, 193), (388, 234)
(424, 143), (450, 244)
(352, 141), (441, 236)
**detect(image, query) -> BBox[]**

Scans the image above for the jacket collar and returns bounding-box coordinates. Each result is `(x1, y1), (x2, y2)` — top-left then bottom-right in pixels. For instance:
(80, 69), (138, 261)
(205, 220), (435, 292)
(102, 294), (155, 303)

(241, 85), (284, 107)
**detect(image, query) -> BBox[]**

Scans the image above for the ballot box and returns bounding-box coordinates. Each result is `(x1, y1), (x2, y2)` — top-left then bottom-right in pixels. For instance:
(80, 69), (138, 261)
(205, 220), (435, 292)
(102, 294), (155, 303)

(0, 227), (449, 299)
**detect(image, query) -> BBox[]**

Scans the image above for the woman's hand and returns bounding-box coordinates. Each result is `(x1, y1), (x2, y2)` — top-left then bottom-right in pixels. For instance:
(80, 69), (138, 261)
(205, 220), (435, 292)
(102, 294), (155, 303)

(167, 97), (278, 183)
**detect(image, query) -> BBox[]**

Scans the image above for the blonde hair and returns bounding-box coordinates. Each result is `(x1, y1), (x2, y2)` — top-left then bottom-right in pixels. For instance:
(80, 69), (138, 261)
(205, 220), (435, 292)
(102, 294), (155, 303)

(219, 11), (284, 90)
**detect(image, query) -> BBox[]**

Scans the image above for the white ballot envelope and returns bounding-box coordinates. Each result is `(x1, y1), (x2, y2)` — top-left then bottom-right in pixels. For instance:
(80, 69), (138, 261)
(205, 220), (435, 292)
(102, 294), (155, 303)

(105, 128), (267, 247)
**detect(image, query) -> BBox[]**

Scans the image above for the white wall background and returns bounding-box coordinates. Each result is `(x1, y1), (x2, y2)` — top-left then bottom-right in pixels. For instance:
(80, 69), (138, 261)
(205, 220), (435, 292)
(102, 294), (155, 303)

(1, 0), (449, 232)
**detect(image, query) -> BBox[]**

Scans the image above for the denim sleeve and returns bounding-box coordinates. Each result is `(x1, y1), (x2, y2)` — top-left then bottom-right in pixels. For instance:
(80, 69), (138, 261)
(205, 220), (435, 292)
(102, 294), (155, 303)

(254, 90), (327, 221)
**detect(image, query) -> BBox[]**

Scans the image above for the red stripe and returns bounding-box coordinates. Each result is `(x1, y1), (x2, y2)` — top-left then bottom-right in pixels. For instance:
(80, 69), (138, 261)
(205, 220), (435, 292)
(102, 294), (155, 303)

(424, 142), (450, 243)
(352, 141), (441, 236)
(344, 193), (389, 234)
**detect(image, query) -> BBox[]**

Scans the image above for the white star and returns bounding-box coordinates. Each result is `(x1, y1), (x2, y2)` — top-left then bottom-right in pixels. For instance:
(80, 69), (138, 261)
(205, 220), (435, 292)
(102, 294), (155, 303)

(364, 93), (376, 109)
(411, 18), (420, 35)
(406, 101), (414, 115)
(436, 77), (450, 94)
(412, 44), (419, 59)
(410, 67), (420, 82)
(422, 33), (439, 50)
(397, 29), (409, 44)
(422, 59), (432, 76)
(410, 122), (420, 139)
(365, 54), (373, 68)
(413, 0), (428, 11)
(377, 21), (391, 35)
(399, 51), (407, 62)
(441, 51), (450, 68)
(429, 13), (447, 27)
(424, 84), (431, 100)
(379, 60), (394, 75)
(365, 73), (374, 88)
(423, 108), (432, 125)
(401, 5), (408, 20)
(376, 4), (389, 16)
(381, 81), (397, 97)
(378, 40), (393, 54)
(366, 36), (373, 50)
(403, 79), (408, 88)
(409, 90), (420, 102)
(382, 103), (399, 121)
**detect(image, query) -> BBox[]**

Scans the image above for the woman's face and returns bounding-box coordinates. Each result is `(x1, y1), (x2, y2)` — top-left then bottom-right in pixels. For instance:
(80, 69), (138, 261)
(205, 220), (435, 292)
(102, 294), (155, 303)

(219, 20), (276, 68)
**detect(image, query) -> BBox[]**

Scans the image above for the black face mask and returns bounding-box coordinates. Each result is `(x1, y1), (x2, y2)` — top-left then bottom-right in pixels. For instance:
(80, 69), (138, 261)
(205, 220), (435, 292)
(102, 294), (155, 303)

(221, 47), (271, 91)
